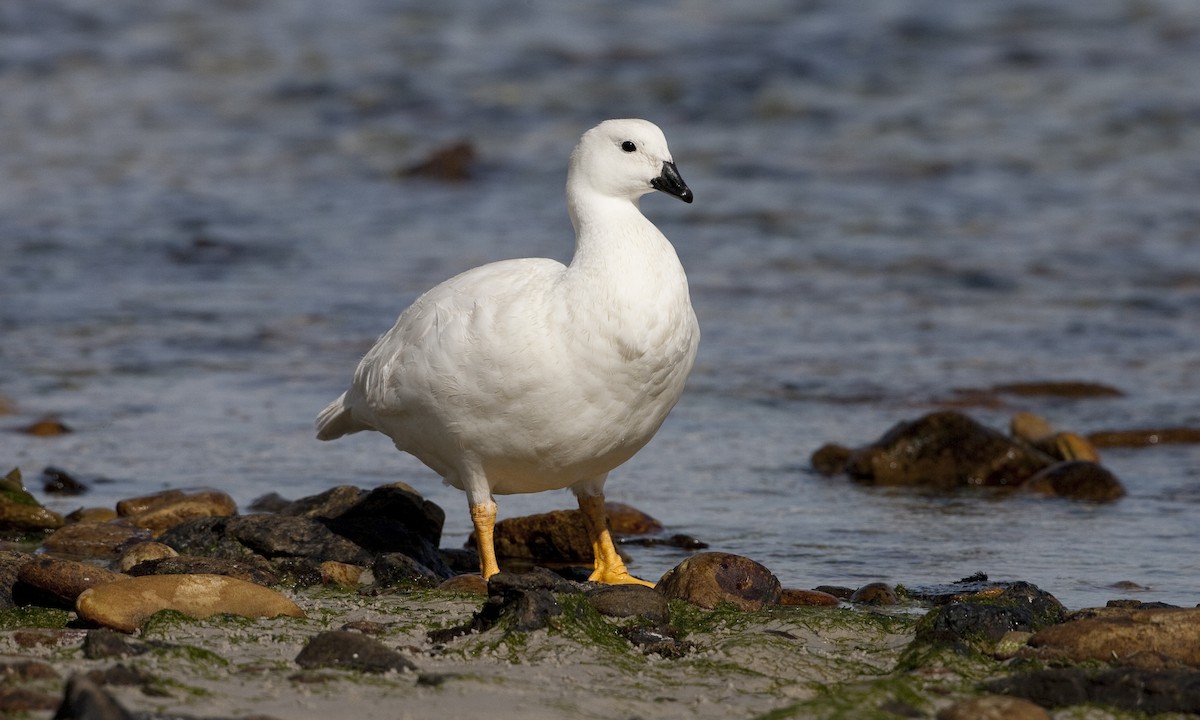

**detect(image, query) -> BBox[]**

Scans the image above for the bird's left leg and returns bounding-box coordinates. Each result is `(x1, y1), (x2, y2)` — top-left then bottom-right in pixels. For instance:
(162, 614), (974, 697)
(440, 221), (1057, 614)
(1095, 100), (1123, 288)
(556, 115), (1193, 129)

(573, 477), (654, 587)
(461, 466), (501, 581)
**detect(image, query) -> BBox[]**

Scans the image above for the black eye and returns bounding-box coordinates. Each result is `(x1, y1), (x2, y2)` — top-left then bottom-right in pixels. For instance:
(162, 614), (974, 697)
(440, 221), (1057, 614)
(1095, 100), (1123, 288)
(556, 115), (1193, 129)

(621, 141), (637, 153)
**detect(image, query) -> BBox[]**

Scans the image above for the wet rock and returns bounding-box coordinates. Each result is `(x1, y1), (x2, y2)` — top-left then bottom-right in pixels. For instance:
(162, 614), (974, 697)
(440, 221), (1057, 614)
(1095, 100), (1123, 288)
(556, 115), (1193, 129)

(911, 582), (1065, 654)
(40, 467), (87, 495)
(1010, 412), (1100, 462)
(372, 552), (440, 587)
(440, 547), (480, 575)
(849, 582), (899, 605)
(51, 674), (135, 720)
(586, 584), (669, 623)
(488, 567), (580, 595)
(65, 508), (118, 524)
(842, 411), (1056, 488)
(397, 141), (476, 182)
(0, 660), (62, 713)
(986, 667), (1200, 715)
(604, 502), (663, 535)
(277, 484), (366, 518)
(318, 484), (450, 577)
(994, 630), (1034, 660)
(813, 585), (855, 600)
(16, 557), (127, 608)
(619, 625), (692, 658)
(76, 574), (305, 633)
(486, 509), (594, 564)
(246, 491), (291, 513)
(270, 557), (328, 587)
(1088, 426), (1200, 447)
(0, 550), (33, 609)
(780, 588), (841, 606)
(1021, 461), (1126, 502)
(810, 443), (852, 476)
(116, 541), (179, 572)
(620, 533), (709, 550)
(437, 574), (488, 595)
(1025, 607), (1200, 668)
(295, 630), (416, 673)
(657, 552), (782, 611)
(125, 555), (278, 586)
(937, 695), (1049, 720)
(319, 560), (362, 587)
(478, 587), (563, 632)
(118, 489), (237, 536)
(0, 468), (65, 533)
(82, 629), (148, 660)
(224, 514), (372, 565)
(156, 517), (261, 561)
(42, 523), (152, 558)
(15, 416), (71, 436)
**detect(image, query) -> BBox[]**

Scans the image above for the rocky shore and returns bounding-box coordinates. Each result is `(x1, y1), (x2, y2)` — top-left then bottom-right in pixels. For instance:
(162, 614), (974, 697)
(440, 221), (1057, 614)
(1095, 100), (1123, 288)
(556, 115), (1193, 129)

(3, 411), (1200, 719)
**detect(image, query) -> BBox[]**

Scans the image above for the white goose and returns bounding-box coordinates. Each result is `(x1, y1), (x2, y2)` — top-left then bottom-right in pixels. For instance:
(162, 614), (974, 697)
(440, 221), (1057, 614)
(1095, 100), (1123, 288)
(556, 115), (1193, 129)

(316, 119), (698, 585)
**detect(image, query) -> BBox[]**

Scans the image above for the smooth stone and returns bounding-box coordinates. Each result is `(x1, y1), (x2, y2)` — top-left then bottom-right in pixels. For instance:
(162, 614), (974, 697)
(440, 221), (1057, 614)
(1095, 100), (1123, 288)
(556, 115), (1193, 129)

(586, 584), (669, 623)
(843, 411), (1055, 488)
(76, 574), (305, 633)
(116, 541), (179, 572)
(781, 588), (841, 607)
(372, 552), (439, 587)
(1025, 607), (1200, 667)
(849, 582), (899, 605)
(64, 508), (118, 524)
(657, 552), (782, 611)
(437, 574), (488, 595)
(51, 674), (135, 720)
(121, 490), (238, 536)
(487, 509), (594, 563)
(1021, 461), (1126, 502)
(986, 667), (1200, 714)
(16, 557), (127, 608)
(42, 523), (151, 559)
(603, 502), (663, 535)
(0, 468), (64, 532)
(319, 560), (363, 587)
(937, 695), (1050, 720)
(125, 555), (278, 586)
(295, 630), (416, 673)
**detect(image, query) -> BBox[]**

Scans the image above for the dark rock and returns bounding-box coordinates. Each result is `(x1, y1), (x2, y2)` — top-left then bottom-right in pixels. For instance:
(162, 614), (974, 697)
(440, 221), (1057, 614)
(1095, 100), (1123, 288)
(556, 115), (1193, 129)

(937, 695), (1050, 720)
(478, 587), (563, 632)
(41, 467), (87, 496)
(586, 584), (669, 623)
(620, 533), (709, 550)
(619, 625), (692, 658)
(85, 663), (153, 687)
(604, 502), (663, 535)
(813, 585), (855, 600)
(843, 411), (1055, 488)
(486, 509), (594, 564)
(277, 485), (365, 518)
(440, 547), (480, 574)
(0, 468), (65, 534)
(52, 674), (135, 720)
(488, 567), (580, 595)
(850, 582), (899, 605)
(992, 381), (1124, 398)
(810, 443), (852, 476)
(0, 550), (33, 610)
(225, 515), (372, 565)
(987, 667), (1200, 714)
(1088, 426), (1200, 448)
(154, 517), (256, 561)
(318, 484), (451, 578)
(781, 588), (841, 606)
(1025, 607), (1200, 668)
(125, 555), (278, 586)
(295, 631), (416, 673)
(246, 492), (291, 513)
(41, 523), (152, 558)
(437, 574), (488, 595)
(657, 552), (782, 611)
(912, 582), (1065, 652)
(269, 557), (329, 587)
(398, 141), (476, 182)
(82, 630), (147, 660)
(0, 687), (59, 714)
(372, 552), (440, 587)
(1021, 461), (1126, 502)
(0, 657), (60, 682)
(15, 557), (126, 608)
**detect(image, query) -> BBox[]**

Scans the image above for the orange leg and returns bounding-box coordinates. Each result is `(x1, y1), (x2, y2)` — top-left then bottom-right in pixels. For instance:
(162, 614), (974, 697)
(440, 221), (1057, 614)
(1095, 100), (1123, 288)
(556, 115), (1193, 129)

(577, 494), (654, 587)
(470, 502), (501, 580)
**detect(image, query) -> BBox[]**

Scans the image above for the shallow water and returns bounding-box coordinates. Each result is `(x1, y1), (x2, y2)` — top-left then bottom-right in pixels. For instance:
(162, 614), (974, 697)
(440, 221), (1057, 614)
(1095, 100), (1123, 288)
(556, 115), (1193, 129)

(2, 0), (1198, 609)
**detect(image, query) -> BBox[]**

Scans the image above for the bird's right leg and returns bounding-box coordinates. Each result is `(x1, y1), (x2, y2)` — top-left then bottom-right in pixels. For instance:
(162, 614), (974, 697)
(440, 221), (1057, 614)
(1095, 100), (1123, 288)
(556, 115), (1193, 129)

(462, 469), (500, 580)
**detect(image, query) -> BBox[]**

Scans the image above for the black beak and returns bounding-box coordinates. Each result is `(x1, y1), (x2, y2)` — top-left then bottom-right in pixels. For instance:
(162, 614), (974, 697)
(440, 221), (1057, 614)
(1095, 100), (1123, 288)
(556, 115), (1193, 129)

(650, 161), (693, 203)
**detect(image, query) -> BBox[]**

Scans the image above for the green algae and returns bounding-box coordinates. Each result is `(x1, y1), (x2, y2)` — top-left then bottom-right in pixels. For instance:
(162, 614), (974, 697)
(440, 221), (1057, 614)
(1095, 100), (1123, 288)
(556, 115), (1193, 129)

(0, 605), (72, 629)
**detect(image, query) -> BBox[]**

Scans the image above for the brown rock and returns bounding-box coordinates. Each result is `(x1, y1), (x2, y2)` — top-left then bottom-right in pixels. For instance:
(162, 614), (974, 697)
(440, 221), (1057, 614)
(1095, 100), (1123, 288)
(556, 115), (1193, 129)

(0, 550), (34, 609)
(0, 468), (65, 532)
(121, 490), (237, 536)
(993, 381), (1123, 398)
(15, 416), (72, 436)
(937, 695), (1049, 720)
(64, 507), (118, 524)
(657, 552), (782, 611)
(849, 582), (899, 605)
(126, 555), (278, 586)
(810, 443), (851, 476)
(319, 560), (362, 587)
(76, 574), (305, 633)
(117, 541), (179, 572)
(16, 557), (127, 607)
(116, 489), (186, 516)
(780, 588), (841, 607)
(42, 522), (151, 558)
(1088, 426), (1200, 448)
(604, 502), (663, 535)
(398, 141), (475, 182)
(843, 411), (1055, 488)
(489, 509), (593, 563)
(1026, 607), (1200, 667)
(1021, 461), (1126, 502)
(437, 574), (488, 595)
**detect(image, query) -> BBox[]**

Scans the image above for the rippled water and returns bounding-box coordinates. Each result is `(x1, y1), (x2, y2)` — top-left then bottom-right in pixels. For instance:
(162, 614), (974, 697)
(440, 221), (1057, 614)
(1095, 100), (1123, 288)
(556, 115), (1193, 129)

(2, 0), (1198, 609)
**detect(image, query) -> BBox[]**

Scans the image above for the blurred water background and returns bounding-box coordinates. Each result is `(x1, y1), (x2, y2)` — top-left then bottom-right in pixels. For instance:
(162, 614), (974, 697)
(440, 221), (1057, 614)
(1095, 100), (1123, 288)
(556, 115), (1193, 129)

(2, 0), (1198, 608)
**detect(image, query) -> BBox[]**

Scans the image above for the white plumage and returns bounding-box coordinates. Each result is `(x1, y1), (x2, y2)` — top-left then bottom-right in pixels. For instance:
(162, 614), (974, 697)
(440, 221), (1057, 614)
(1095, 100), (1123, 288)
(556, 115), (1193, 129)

(317, 119), (698, 584)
